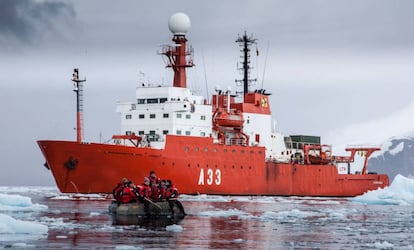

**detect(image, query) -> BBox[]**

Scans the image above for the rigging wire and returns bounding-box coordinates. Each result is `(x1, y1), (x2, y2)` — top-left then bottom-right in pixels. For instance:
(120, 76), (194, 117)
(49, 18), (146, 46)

(261, 41), (270, 89)
(201, 49), (209, 99)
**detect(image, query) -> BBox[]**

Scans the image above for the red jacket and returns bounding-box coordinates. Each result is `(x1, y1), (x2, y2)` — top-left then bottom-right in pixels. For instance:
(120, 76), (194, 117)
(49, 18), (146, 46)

(137, 184), (152, 199)
(148, 176), (160, 200)
(165, 185), (179, 199)
(121, 187), (138, 203)
(112, 181), (125, 203)
(158, 186), (167, 200)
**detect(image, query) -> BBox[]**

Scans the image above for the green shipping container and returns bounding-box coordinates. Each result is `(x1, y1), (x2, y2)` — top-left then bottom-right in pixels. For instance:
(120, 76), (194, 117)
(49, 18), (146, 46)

(289, 135), (321, 144)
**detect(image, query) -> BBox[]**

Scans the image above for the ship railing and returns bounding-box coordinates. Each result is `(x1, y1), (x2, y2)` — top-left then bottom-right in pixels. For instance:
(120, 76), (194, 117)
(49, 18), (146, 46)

(227, 138), (247, 146)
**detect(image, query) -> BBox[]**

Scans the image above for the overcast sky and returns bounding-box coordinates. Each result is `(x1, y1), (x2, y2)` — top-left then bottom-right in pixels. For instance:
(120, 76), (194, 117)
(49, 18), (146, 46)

(1, 0), (413, 186)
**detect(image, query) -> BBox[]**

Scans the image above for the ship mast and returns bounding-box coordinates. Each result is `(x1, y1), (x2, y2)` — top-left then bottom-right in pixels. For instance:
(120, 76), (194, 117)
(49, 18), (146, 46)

(235, 31), (257, 99)
(161, 13), (194, 88)
(72, 68), (86, 143)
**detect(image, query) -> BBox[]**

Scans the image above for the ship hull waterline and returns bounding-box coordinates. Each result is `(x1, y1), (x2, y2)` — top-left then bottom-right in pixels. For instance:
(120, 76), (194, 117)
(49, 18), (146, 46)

(37, 135), (389, 197)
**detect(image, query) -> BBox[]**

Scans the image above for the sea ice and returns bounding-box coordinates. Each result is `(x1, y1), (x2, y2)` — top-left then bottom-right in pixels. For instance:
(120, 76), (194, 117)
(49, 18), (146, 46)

(351, 174), (414, 205)
(0, 193), (47, 212)
(165, 224), (183, 232)
(0, 213), (48, 234)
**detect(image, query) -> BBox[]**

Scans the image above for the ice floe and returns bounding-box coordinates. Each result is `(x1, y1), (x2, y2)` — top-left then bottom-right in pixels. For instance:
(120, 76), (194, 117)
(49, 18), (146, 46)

(0, 193), (47, 212)
(0, 213), (47, 234)
(351, 174), (414, 205)
(166, 224), (183, 232)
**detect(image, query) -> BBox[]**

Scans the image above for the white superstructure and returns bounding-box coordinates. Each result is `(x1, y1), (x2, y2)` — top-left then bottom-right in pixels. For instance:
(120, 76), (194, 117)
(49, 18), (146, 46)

(116, 85), (212, 149)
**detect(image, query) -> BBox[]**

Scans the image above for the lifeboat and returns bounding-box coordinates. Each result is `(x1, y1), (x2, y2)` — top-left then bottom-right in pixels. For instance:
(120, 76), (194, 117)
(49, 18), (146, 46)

(214, 110), (244, 128)
(108, 200), (186, 217)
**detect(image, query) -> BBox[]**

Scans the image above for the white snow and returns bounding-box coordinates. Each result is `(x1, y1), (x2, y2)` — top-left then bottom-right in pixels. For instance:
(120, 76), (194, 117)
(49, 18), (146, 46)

(351, 174), (414, 205)
(0, 193), (47, 212)
(165, 224), (183, 232)
(388, 141), (405, 156)
(0, 213), (48, 234)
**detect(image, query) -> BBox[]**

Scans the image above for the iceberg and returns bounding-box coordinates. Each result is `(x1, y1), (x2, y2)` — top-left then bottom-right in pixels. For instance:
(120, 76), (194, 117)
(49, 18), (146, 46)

(0, 193), (47, 212)
(351, 174), (414, 205)
(0, 213), (48, 234)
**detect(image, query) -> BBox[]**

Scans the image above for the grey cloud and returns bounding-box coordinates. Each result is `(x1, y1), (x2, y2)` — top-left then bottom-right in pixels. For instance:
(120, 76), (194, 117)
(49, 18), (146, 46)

(0, 0), (75, 45)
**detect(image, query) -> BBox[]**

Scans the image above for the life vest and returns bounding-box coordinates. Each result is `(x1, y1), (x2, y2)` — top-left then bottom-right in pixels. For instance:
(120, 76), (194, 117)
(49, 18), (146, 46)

(138, 184), (152, 199)
(165, 185), (179, 199)
(121, 187), (138, 203)
(158, 186), (167, 200)
(112, 181), (125, 203)
(148, 176), (160, 200)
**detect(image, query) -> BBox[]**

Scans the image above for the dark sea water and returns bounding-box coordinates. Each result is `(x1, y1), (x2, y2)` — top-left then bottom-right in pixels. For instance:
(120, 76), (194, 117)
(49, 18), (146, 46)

(1, 185), (414, 249)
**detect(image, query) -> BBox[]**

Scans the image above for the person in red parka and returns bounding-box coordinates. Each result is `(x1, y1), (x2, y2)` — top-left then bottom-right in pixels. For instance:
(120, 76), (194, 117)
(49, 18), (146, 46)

(157, 179), (167, 201)
(148, 171), (160, 200)
(112, 177), (128, 204)
(165, 179), (179, 199)
(120, 181), (139, 204)
(136, 177), (152, 200)
(165, 179), (186, 215)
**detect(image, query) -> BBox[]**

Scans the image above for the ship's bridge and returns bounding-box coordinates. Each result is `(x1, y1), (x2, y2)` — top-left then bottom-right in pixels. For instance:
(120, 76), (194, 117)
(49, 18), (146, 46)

(116, 85), (212, 149)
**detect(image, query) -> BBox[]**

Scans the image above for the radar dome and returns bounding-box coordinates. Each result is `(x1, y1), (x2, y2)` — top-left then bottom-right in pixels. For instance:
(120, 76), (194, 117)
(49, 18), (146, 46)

(168, 12), (191, 35)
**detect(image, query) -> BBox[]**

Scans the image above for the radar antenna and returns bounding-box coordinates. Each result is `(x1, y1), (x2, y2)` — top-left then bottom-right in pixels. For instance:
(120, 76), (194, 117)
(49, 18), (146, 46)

(160, 13), (194, 88)
(235, 31), (257, 99)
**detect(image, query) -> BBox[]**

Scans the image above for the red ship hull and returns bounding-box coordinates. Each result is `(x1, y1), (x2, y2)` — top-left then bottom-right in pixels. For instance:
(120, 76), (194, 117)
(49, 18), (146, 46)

(38, 135), (389, 196)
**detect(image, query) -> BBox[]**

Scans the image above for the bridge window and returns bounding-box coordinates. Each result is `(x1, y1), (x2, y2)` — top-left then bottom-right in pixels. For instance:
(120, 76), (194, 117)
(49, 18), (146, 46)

(137, 99), (145, 104)
(125, 114), (132, 119)
(176, 130), (182, 135)
(150, 114), (156, 119)
(186, 114), (191, 119)
(177, 114), (182, 118)
(200, 132), (206, 136)
(163, 113), (169, 118)
(201, 115), (206, 120)
(149, 130), (155, 135)
(139, 114), (145, 119)
(160, 98), (168, 103)
(163, 130), (169, 134)
(185, 131), (191, 135)
(147, 98), (158, 104)
(138, 131), (144, 135)
(126, 131), (132, 135)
